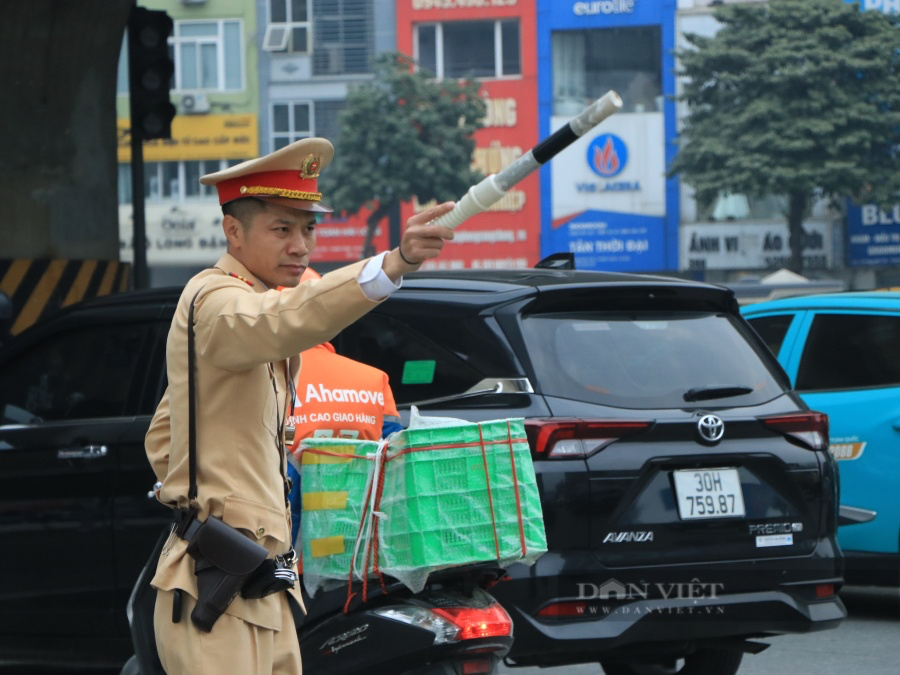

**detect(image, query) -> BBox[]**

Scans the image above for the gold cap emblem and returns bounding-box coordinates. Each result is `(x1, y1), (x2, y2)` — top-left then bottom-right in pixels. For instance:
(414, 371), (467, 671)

(300, 154), (321, 179)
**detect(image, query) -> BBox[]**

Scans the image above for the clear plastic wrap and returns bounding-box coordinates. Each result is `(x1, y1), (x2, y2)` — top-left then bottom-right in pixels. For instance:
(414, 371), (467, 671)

(299, 411), (547, 596)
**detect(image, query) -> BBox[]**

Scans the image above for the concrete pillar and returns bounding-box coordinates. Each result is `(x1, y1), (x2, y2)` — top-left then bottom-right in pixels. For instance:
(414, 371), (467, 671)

(0, 0), (132, 259)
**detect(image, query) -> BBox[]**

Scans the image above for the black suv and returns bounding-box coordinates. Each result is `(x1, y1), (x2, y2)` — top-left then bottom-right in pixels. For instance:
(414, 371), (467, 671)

(0, 267), (844, 673)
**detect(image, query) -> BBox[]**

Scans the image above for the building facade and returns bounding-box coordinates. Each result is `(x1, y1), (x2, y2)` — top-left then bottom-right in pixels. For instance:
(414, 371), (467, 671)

(117, 0), (260, 286)
(115, 0), (897, 284)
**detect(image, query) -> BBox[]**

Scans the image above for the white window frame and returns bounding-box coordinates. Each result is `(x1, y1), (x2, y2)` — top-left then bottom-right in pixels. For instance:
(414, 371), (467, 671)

(414, 20), (520, 80)
(172, 20), (244, 92)
(270, 101), (315, 153)
(265, 0), (312, 54)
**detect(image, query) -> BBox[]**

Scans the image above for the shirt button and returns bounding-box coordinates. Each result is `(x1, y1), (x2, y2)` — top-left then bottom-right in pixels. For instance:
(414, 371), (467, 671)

(257, 527), (266, 536)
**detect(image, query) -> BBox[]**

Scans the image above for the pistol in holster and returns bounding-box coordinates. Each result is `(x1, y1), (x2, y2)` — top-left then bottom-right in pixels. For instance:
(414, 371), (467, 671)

(175, 509), (299, 632)
(176, 510), (268, 632)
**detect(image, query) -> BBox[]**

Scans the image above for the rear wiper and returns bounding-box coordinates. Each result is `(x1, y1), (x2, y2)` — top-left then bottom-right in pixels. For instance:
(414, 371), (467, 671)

(683, 385), (754, 402)
(406, 377), (534, 408)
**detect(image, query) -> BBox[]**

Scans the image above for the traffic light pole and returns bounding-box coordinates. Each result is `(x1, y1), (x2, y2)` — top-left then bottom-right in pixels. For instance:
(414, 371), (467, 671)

(129, 125), (148, 290)
(127, 5), (175, 290)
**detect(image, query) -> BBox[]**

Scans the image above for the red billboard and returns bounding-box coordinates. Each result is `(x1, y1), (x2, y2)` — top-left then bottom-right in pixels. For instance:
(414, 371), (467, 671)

(393, 0), (539, 269)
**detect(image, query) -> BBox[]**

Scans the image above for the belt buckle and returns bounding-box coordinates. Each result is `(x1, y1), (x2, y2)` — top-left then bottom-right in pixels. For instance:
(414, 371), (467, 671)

(276, 548), (297, 567)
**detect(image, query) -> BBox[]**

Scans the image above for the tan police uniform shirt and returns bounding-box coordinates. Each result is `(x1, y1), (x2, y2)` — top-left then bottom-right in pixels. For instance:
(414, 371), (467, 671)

(145, 253), (383, 631)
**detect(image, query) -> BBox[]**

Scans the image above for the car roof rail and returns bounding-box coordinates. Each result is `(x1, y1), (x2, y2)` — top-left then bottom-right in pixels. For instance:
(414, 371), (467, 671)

(534, 252), (576, 270)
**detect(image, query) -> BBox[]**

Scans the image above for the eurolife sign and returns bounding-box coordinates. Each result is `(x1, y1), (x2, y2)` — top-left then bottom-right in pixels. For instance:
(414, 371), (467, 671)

(573, 0), (635, 16)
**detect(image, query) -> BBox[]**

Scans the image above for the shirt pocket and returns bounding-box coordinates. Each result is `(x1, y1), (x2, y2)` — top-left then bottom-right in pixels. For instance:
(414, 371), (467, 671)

(222, 495), (286, 545)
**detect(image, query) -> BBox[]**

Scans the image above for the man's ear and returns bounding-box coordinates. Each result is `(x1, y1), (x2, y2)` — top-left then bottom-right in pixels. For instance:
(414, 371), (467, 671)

(222, 214), (243, 250)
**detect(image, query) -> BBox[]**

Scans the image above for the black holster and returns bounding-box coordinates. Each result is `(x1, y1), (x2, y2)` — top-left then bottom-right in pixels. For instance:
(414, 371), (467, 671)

(183, 515), (268, 632)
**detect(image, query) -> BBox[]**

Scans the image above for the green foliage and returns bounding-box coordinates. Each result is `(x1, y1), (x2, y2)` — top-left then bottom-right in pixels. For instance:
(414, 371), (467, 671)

(321, 52), (485, 224)
(670, 0), (900, 211)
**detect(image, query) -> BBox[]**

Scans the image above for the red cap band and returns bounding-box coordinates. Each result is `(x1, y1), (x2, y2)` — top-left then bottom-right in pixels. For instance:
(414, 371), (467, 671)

(215, 170), (322, 206)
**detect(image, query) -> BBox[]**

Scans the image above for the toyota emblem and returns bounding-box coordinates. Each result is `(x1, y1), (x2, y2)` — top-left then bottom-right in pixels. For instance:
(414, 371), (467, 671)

(697, 414), (725, 443)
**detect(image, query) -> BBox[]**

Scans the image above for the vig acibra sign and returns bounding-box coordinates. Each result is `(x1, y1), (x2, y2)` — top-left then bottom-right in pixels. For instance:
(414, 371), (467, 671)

(547, 111), (666, 271)
(847, 202), (900, 266)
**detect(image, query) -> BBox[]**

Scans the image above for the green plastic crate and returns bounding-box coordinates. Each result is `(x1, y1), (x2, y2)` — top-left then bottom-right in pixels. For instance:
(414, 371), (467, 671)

(378, 418), (547, 572)
(299, 419), (548, 587)
(299, 438), (381, 580)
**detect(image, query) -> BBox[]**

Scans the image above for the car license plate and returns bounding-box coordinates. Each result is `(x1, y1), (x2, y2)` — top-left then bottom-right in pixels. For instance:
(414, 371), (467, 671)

(673, 468), (745, 520)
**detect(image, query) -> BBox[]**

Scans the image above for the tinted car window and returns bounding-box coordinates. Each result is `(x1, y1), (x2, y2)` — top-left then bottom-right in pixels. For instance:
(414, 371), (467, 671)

(521, 311), (783, 409)
(338, 313), (487, 405)
(0, 323), (153, 421)
(746, 314), (794, 356)
(796, 313), (900, 391)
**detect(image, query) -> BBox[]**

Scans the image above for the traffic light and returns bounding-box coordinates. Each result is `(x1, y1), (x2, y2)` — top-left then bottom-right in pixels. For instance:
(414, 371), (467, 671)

(128, 7), (176, 140)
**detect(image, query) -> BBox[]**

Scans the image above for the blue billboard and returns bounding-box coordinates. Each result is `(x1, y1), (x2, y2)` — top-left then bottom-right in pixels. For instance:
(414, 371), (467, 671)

(537, 0), (679, 272)
(848, 202), (900, 266)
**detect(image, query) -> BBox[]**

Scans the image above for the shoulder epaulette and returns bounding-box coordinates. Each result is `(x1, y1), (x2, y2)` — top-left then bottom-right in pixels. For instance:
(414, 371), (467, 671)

(228, 272), (254, 286)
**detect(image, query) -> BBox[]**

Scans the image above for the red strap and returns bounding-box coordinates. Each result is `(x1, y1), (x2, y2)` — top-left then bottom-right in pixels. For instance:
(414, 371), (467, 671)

(344, 471), (375, 614)
(478, 424), (501, 560)
(507, 420), (527, 556)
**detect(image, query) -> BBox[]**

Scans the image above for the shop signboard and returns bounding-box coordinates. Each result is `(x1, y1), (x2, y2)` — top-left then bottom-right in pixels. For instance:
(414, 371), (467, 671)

(848, 202), (900, 267)
(117, 115), (258, 162)
(680, 221), (833, 272)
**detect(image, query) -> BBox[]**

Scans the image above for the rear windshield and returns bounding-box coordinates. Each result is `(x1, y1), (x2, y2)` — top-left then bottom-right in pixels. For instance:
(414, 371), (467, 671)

(521, 311), (784, 410)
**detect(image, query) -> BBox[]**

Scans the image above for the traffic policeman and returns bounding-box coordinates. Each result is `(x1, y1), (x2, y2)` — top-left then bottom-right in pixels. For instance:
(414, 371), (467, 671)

(145, 137), (455, 675)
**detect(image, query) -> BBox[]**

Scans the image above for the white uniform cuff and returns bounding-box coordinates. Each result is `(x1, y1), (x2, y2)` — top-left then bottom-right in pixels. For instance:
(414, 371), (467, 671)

(359, 252), (402, 300)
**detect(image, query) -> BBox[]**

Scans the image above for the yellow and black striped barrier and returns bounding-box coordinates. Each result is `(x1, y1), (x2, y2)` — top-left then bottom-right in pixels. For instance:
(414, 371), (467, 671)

(0, 259), (131, 343)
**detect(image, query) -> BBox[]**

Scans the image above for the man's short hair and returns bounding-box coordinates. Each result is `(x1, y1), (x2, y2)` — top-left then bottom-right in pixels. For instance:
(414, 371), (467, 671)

(222, 197), (267, 228)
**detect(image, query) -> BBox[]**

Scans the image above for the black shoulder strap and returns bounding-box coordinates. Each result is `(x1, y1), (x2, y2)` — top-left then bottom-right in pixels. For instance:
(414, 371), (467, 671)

(187, 289), (202, 504)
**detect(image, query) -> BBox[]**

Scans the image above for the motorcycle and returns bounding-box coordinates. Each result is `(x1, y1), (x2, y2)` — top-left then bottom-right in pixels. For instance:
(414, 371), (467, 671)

(121, 529), (514, 675)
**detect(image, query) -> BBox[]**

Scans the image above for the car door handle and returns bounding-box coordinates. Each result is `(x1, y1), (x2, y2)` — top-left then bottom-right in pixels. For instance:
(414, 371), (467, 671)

(57, 445), (109, 460)
(892, 419), (900, 431)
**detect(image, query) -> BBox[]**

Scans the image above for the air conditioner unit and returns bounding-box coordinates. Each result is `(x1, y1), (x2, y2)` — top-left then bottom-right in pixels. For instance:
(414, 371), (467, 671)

(181, 93), (210, 115)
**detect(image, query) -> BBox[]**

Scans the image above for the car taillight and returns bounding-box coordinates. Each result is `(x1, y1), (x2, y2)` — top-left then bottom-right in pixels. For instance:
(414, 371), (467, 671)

(524, 418), (653, 458)
(431, 603), (514, 640)
(758, 411), (829, 451)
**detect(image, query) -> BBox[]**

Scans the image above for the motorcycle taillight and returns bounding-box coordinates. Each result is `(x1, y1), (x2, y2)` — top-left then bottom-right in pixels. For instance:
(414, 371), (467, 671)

(758, 411), (829, 451)
(432, 602), (513, 640)
(524, 418), (652, 458)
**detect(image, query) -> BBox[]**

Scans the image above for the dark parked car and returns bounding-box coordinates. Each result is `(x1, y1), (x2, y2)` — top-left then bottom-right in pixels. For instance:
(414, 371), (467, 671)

(0, 267), (845, 673)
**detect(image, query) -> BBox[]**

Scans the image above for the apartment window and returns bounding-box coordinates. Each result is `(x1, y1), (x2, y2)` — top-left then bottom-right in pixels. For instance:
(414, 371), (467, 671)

(173, 20), (243, 91)
(312, 0), (373, 75)
(272, 102), (313, 151)
(265, 0), (310, 53)
(415, 20), (520, 79)
(117, 160), (241, 204)
(552, 26), (661, 115)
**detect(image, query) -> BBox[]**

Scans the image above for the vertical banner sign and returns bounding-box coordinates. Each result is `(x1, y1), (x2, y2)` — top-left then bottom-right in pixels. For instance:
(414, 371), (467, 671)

(537, 0), (679, 272)
(396, 0), (540, 269)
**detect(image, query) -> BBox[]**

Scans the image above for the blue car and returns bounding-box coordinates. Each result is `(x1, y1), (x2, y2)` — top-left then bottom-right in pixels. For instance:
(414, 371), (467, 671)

(743, 291), (900, 585)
